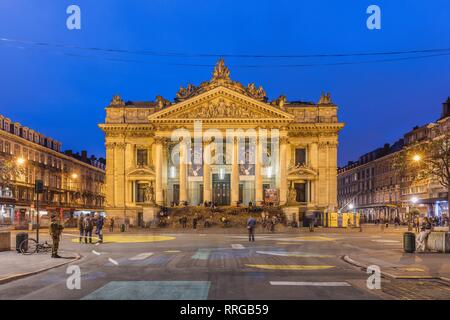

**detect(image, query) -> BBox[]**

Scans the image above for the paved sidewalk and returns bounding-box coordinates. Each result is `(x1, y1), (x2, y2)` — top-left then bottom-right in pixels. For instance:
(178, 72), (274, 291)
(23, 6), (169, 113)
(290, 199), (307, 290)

(0, 250), (80, 284)
(55, 224), (411, 235)
(345, 249), (450, 281)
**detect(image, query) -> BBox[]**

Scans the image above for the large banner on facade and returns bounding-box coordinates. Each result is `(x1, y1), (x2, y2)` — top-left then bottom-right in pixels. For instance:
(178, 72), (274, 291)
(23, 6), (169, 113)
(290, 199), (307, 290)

(264, 188), (278, 203)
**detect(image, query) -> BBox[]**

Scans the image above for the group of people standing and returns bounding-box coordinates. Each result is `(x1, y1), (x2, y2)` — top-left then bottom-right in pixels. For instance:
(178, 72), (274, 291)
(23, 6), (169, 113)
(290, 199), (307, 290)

(78, 213), (104, 244)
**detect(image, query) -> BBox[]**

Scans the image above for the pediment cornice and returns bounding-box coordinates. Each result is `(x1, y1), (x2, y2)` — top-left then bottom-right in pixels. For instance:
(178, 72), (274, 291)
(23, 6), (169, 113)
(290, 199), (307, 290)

(148, 86), (294, 125)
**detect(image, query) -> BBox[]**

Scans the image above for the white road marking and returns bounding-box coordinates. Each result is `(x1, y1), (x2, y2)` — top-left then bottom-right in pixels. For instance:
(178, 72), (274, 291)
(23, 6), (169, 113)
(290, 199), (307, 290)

(231, 244), (245, 249)
(256, 251), (332, 258)
(270, 281), (351, 287)
(92, 250), (101, 255)
(129, 252), (154, 261)
(108, 258), (119, 265)
(371, 239), (399, 243)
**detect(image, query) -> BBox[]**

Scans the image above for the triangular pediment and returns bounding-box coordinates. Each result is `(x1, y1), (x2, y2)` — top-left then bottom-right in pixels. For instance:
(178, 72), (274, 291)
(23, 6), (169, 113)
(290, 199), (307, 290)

(127, 167), (155, 178)
(148, 86), (294, 124)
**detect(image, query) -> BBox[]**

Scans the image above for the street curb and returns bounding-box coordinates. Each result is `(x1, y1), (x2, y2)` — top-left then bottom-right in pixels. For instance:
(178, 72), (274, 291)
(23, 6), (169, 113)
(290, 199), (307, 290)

(0, 252), (82, 285)
(342, 255), (450, 284)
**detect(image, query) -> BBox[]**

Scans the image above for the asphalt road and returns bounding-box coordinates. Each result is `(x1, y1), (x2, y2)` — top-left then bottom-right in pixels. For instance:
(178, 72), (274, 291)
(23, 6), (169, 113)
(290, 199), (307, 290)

(0, 228), (445, 300)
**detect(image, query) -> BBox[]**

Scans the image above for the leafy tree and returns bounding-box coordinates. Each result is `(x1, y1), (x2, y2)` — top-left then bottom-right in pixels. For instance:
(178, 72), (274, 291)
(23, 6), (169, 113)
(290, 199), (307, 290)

(0, 159), (26, 191)
(393, 129), (450, 222)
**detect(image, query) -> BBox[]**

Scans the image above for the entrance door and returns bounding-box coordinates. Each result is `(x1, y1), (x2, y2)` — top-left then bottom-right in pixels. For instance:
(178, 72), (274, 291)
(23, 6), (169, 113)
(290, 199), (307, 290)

(137, 212), (144, 227)
(212, 174), (230, 206)
(173, 184), (180, 205)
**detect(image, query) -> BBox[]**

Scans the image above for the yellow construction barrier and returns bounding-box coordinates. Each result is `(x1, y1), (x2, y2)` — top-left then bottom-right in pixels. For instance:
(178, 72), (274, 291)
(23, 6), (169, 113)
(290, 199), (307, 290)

(327, 212), (360, 228)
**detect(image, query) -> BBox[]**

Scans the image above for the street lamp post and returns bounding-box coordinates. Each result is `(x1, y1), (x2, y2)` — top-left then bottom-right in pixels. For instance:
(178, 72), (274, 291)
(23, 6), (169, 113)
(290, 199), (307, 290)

(408, 196), (419, 232)
(34, 180), (44, 243)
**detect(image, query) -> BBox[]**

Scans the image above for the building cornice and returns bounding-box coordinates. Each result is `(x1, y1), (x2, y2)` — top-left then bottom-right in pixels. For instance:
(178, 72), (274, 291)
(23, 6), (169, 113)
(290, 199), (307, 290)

(0, 129), (105, 173)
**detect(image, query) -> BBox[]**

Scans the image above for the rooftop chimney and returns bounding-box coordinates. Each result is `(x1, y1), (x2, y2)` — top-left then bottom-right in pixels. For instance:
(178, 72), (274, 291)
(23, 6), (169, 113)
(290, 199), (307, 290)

(442, 97), (450, 119)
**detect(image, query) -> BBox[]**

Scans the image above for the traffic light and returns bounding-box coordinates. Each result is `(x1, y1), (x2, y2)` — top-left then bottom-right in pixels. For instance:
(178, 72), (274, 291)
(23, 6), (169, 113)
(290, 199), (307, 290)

(35, 179), (44, 194)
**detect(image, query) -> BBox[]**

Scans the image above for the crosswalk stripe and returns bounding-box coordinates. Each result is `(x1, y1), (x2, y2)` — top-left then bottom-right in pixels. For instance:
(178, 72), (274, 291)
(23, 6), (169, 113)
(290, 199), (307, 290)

(246, 264), (335, 271)
(231, 244), (245, 249)
(129, 253), (154, 261)
(270, 281), (351, 287)
(256, 251), (332, 258)
(108, 258), (119, 265)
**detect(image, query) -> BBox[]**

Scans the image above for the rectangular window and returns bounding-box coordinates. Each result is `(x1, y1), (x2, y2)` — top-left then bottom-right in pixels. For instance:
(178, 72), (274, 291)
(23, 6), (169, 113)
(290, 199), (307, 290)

(136, 149), (148, 166)
(295, 148), (306, 166)
(295, 183), (307, 202)
(135, 183), (147, 202)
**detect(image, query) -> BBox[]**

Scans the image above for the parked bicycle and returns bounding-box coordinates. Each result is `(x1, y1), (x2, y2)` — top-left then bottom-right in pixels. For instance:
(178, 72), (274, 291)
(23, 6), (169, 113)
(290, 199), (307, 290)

(19, 238), (52, 255)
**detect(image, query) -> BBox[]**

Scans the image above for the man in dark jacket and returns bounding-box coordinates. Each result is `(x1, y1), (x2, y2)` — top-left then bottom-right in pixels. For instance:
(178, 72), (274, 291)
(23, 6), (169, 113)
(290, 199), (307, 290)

(96, 215), (104, 243)
(247, 217), (257, 242)
(84, 214), (94, 244)
(49, 214), (64, 258)
(78, 214), (85, 243)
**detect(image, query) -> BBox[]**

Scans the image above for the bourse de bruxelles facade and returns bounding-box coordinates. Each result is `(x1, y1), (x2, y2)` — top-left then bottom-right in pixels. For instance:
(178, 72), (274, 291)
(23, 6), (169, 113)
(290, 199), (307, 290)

(99, 60), (344, 225)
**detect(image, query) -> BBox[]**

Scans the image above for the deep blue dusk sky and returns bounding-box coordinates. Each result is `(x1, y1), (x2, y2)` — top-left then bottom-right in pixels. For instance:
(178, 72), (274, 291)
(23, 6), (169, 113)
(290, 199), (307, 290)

(0, 1), (449, 166)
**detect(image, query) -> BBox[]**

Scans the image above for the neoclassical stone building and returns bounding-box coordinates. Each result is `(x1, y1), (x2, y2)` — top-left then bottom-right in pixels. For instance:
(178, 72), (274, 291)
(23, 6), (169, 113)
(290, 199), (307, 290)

(99, 60), (344, 225)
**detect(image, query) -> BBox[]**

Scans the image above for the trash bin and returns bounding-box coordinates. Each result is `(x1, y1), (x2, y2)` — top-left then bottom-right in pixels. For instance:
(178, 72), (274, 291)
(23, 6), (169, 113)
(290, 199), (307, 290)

(403, 232), (416, 253)
(120, 224), (125, 232)
(16, 232), (28, 253)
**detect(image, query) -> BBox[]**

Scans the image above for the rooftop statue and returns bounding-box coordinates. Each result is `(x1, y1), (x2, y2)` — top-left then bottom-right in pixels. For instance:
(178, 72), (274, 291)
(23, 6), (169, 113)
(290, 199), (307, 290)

(110, 94), (125, 107)
(212, 58), (230, 81)
(156, 95), (171, 109)
(318, 92), (333, 105)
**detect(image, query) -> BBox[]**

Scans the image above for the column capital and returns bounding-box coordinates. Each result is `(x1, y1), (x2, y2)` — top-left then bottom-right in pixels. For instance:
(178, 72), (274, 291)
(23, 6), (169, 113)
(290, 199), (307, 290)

(280, 136), (289, 144)
(115, 142), (126, 150)
(154, 136), (169, 145)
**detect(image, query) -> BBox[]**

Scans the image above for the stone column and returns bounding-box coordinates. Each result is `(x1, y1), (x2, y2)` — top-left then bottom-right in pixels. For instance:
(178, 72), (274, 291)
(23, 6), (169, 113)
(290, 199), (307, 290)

(105, 142), (115, 207)
(203, 140), (212, 203)
(255, 136), (263, 205)
(279, 136), (288, 205)
(179, 138), (188, 204)
(155, 139), (164, 205)
(231, 137), (239, 206)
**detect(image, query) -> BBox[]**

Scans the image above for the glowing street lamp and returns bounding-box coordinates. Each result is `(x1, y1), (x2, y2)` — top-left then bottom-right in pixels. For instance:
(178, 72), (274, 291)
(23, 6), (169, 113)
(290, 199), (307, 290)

(348, 203), (354, 210)
(16, 157), (26, 165)
(71, 173), (78, 179)
(411, 196), (418, 204)
(412, 154), (422, 162)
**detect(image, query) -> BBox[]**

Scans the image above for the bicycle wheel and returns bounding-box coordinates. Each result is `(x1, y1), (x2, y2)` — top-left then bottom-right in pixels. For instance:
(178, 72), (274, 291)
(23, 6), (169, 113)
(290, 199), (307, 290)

(20, 238), (38, 255)
(41, 242), (52, 253)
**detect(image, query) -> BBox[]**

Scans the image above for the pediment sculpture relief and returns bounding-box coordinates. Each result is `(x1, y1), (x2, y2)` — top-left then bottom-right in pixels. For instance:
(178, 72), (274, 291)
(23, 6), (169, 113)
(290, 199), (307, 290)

(288, 163), (317, 176)
(176, 100), (266, 119)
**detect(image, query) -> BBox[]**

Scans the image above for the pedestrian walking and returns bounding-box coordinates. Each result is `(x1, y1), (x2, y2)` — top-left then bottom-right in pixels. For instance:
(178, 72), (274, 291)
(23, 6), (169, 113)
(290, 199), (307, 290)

(49, 214), (64, 258)
(247, 216), (256, 242)
(180, 215), (187, 228)
(78, 214), (85, 243)
(109, 217), (115, 232)
(125, 216), (130, 231)
(193, 214), (198, 229)
(84, 214), (94, 244)
(96, 214), (104, 243)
